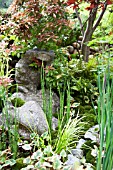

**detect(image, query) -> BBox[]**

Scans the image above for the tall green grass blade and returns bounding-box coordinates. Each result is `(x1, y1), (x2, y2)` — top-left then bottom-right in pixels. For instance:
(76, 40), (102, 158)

(97, 57), (113, 170)
(41, 63), (46, 114)
(66, 81), (70, 122)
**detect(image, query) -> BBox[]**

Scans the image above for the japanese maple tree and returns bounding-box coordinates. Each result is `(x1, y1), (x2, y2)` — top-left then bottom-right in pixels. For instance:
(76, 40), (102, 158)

(0, 0), (72, 60)
(67, 0), (113, 61)
(1, 0), (70, 51)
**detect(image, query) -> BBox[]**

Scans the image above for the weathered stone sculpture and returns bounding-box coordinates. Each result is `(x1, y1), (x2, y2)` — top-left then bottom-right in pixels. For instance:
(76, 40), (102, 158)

(0, 49), (59, 139)
(15, 49), (55, 93)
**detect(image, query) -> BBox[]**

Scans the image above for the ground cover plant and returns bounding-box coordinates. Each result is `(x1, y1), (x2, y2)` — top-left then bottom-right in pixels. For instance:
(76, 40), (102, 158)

(1, 0), (113, 169)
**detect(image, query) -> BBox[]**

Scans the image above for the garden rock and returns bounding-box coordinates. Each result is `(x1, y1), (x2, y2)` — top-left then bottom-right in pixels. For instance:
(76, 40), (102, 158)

(11, 89), (60, 115)
(2, 49), (59, 139)
(84, 125), (99, 143)
(76, 138), (86, 149)
(66, 150), (93, 170)
(71, 149), (83, 159)
(66, 154), (80, 166)
(15, 58), (40, 93)
(15, 49), (55, 93)
(0, 107), (58, 140)
(8, 101), (48, 135)
(25, 49), (55, 64)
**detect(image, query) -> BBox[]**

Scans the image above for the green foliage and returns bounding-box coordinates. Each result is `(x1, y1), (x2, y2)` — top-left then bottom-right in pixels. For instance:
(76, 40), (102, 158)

(0, 149), (16, 170)
(79, 105), (97, 131)
(12, 158), (26, 170)
(45, 52), (97, 104)
(82, 140), (97, 167)
(97, 57), (113, 170)
(20, 145), (71, 170)
(54, 116), (84, 154)
(11, 97), (25, 107)
(0, 89), (19, 158)
(41, 67), (84, 154)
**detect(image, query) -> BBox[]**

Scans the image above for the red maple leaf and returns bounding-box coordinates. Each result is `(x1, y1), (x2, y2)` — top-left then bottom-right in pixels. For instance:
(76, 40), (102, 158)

(67, 0), (75, 5)
(85, 3), (95, 10)
(107, 0), (113, 5)
(73, 4), (79, 9)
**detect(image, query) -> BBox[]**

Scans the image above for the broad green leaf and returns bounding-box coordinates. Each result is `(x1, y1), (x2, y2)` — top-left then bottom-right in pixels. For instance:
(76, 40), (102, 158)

(26, 165), (34, 169)
(43, 145), (53, 155)
(42, 161), (52, 168)
(40, 167), (46, 170)
(31, 149), (43, 160)
(71, 102), (80, 108)
(71, 86), (79, 91)
(53, 156), (62, 169)
(0, 165), (3, 170)
(5, 159), (16, 166)
(22, 144), (32, 151)
(41, 131), (49, 139)
(23, 156), (31, 164)
(10, 35), (16, 40)
(63, 166), (72, 170)
(56, 74), (62, 79)
(60, 149), (66, 158)
(35, 161), (42, 168)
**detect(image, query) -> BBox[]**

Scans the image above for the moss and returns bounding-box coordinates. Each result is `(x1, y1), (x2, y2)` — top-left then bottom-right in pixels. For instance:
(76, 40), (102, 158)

(82, 140), (96, 167)
(86, 150), (96, 167)
(12, 158), (26, 170)
(11, 98), (25, 107)
(79, 105), (97, 131)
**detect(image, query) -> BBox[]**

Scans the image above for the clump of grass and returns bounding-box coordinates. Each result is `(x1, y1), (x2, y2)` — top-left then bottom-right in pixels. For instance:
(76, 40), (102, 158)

(0, 52), (19, 159)
(97, 57), (113, 170)
(54, 115), (84, 154)
(41, 64), (84, 154)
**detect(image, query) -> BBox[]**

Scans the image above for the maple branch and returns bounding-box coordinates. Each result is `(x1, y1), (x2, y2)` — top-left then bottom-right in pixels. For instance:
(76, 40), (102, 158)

(74, 8), (84, 36)
(93, 1), (107, 32)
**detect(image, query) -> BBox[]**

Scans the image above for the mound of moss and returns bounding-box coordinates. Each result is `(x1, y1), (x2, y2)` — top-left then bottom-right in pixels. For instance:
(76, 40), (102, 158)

(79, 105), (97, 131)
(11, 98), (25, 107)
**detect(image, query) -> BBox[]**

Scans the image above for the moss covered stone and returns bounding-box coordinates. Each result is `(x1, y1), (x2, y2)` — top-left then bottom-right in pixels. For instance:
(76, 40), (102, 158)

(79, 105), (97, 131)
(11, 98), (25, 107)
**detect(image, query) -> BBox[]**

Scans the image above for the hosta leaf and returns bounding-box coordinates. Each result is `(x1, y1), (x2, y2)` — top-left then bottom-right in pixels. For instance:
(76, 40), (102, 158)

(26, 165), (34, 169)
(53, 156), (62, 169)
(44, 145), (53, 155)
(23, 156), (31, 164)
(35, 161), (42, 168)
(40, 167), (46, 170)
(71, 102), (80, 108)
(63, 166), (72, 170)
(31, 149), (43, 160)
(0, 165), (2, 170)
(42, 161), (52, 167)
(22, 144), (32, 151)
(5, 159), (16, 166)
(60, 150), (67, 158)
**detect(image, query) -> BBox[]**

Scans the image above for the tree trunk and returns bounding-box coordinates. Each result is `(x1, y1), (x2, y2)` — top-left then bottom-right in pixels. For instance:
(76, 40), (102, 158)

(81, 31), (92, 62)
(81, 4), (98, 62)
